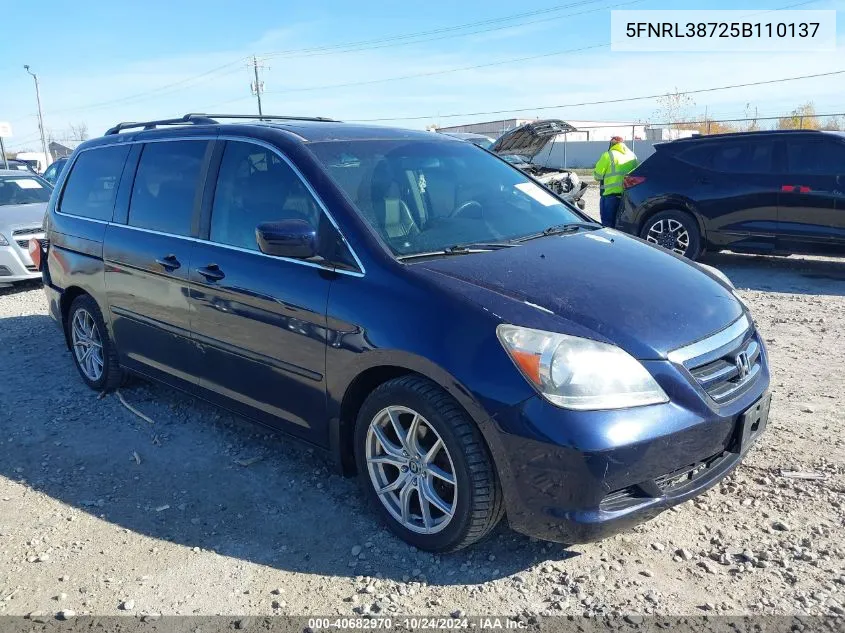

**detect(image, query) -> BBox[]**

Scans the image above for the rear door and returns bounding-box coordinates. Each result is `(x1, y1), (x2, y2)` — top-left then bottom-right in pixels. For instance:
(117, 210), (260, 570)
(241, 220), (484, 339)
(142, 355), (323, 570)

(682, 138), (779, 252)
(104, 139), (212, 388)
(187, 139), (346, 440)
(776, 135), (845, 252)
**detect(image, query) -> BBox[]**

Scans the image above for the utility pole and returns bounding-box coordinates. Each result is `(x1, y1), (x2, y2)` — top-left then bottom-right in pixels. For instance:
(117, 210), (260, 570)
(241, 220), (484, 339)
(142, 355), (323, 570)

(23, 65), (49, 169)
(250, 55), (265, 117)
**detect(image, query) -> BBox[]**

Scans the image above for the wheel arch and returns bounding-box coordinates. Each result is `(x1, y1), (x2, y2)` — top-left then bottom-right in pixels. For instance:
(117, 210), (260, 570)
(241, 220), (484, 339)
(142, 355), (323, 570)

(59, 286), (92, 348)
(330, 354), (497, 477)
(637, 198), (706, 243)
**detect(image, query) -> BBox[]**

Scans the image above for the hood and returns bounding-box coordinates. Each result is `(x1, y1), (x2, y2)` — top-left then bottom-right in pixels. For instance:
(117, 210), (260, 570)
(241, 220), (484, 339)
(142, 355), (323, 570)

(412, 230), (743, 359)
(490, 119), (577, 160)
(0, 203), (47, 231)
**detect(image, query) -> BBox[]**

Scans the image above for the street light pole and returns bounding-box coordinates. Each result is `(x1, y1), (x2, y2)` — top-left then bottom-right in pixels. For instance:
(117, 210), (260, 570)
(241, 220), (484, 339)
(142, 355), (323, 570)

(23, 65), (49, 170)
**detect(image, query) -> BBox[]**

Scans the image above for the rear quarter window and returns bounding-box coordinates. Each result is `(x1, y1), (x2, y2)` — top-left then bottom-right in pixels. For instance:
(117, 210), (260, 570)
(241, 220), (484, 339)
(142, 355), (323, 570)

(59, 145), (130, 221)
(675, 144), (714, 169)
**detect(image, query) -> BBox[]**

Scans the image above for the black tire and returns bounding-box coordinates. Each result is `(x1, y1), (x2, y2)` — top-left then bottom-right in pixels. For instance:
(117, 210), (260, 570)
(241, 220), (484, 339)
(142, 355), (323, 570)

(354, 375), (504, 552)
(66, 294), (123, 392)
(640, 209), (702, 260)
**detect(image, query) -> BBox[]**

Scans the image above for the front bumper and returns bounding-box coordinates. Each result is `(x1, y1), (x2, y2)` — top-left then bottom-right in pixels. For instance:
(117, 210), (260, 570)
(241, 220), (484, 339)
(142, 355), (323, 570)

(0, 245), (41, 283)
(486, 342), (770, 544)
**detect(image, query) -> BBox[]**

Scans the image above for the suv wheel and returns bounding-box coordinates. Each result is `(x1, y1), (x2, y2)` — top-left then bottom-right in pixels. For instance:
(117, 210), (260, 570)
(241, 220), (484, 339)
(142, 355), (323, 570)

(67, 294), (122, 391)
(354, 376), (504, 552)
(641, 210), (702, 259)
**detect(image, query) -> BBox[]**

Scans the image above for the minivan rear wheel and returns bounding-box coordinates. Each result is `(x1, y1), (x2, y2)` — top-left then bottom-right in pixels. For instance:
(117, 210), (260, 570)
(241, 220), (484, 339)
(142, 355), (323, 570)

(354, 376), (504, 552)
(641, 210), (702, 260)
(67, 294), (122, 392)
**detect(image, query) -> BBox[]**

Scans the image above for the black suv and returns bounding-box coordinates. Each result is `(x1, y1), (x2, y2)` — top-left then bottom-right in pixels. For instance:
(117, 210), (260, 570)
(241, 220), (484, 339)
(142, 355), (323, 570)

(617, 130), (845, 259)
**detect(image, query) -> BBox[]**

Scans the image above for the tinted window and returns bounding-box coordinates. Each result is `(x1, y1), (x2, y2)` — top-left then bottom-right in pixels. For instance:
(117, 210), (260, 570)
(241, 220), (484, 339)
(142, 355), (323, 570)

(0, 175), (52, 206)
(128, 141), (208, 236)
(677, 145), (714, 168)
(60, 145), (129, 221)
(786, 139), (845, 175)
(210, 141), (322, 251)
(711, 141), (773, 174)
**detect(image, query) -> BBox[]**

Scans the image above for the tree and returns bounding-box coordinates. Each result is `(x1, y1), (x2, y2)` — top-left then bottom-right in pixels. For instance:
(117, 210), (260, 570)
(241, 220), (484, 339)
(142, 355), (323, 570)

(653, 89), (696, 125)
(68, 122), (89, 141)
(777, 102), (821, 130)
(822, 115), (844, 131)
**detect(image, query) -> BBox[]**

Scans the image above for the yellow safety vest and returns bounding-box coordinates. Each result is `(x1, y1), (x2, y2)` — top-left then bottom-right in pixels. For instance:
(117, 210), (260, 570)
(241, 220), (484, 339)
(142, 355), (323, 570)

(594, 143), (639, 196)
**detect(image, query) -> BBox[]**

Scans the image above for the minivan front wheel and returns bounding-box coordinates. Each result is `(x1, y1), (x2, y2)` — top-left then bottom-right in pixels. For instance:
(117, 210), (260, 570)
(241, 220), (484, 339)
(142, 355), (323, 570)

(642, 210), (702, 259)
(354, 376), (504, 552)
(67, 295), (122, 392)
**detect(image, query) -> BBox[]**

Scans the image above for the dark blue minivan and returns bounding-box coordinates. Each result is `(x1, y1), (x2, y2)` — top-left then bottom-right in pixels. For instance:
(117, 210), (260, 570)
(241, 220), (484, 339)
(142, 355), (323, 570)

(38, 114), (770, 552)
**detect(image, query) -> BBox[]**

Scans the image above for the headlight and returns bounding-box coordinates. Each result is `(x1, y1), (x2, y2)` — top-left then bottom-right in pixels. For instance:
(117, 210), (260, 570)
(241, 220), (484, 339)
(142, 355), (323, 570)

(496, 324), (669, 410)
(0, 234), (8, 247)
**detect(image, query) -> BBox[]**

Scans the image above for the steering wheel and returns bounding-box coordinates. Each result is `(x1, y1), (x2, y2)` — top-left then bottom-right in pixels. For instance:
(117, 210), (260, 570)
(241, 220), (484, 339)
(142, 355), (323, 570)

(449, 200), (483, 218)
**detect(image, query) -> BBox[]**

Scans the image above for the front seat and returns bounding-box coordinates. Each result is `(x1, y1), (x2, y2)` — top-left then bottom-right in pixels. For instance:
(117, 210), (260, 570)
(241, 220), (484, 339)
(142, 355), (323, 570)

(369, 160), (419, 240)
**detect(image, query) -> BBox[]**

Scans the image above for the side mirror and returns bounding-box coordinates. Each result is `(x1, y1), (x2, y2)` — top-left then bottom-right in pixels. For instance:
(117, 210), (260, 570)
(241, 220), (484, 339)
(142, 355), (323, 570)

(256, 220), (317, 259)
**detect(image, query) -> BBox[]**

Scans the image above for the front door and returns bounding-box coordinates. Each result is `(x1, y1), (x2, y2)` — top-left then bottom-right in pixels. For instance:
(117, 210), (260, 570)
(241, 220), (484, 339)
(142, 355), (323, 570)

(105, 139), (211, 388)
(777, 136), (845, 254)
(691, 138), (780, 253)
(188, 140), (333, 439)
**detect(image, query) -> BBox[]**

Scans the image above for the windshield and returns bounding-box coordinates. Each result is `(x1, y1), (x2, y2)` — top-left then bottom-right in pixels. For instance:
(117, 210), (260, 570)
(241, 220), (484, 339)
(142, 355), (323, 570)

(0, 175), (52, 206)
(308, 140), (582, 256)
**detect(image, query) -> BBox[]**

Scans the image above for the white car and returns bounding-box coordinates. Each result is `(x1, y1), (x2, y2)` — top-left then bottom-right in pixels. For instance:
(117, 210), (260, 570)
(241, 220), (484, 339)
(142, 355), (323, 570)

(0, 170), (50, 284)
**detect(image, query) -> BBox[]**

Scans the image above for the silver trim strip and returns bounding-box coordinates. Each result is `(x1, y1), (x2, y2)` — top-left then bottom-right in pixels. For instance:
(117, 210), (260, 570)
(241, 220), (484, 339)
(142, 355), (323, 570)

(104, 222), (364, 278)
(667, 313), (751, 367)
(53, 134), (366, 278)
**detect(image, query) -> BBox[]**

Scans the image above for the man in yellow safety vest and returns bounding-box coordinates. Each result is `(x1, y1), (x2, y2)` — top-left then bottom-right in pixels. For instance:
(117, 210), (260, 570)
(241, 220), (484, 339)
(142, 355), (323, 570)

(593, 136), (639, 227)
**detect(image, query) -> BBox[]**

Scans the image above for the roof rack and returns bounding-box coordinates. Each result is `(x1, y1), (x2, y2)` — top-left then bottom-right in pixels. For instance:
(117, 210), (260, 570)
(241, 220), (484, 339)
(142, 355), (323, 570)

(104, 113), (338, 136)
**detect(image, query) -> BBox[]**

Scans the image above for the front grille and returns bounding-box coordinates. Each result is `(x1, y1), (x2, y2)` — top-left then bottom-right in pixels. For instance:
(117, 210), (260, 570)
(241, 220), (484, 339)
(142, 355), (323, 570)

(15, 239), (29, 248)
(24, 265), (37, 272)
(11, 227), (43, 236)
(668, 314), (762, 405)
(689, 335), (761, 403)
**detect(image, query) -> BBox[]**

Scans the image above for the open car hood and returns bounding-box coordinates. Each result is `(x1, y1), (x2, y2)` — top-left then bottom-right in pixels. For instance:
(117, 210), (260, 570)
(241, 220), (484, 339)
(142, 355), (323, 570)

(489, 119), (577, 160)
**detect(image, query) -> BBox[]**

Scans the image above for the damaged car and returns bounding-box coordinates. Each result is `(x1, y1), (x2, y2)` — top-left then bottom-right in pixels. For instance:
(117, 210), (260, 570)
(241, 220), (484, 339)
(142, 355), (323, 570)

(490, 119), (588, 209)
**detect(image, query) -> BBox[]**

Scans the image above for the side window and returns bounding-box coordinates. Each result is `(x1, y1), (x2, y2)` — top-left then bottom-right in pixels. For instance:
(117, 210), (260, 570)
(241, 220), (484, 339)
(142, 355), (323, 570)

(786, 139), (845, 175)
(128, 140), (208, 236)
(210, 141), (322, 251)
(677, 145), (714, 169)
(711, 141), (773, 174)
(59, 145), (130, 221)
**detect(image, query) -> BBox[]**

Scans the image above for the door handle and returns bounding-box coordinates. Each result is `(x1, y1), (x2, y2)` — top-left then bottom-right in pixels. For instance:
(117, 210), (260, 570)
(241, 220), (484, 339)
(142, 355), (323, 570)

(155, 254), (181, 270)
(197, 263), (225, 281)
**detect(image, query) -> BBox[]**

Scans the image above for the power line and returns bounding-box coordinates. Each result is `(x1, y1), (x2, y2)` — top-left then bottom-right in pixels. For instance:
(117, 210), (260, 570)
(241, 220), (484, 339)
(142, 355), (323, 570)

(351, 69), (845, 122)
(260, 0), (608, 59)
(42, 59), (247, 116)
(263, 0), (821, 95)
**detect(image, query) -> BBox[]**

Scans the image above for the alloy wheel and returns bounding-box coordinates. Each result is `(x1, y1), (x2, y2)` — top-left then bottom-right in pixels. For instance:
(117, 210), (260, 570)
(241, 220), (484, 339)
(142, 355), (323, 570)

(71, 309), (104, 382)
(646, 218), (690, 256)
(365, 406), (458, 534)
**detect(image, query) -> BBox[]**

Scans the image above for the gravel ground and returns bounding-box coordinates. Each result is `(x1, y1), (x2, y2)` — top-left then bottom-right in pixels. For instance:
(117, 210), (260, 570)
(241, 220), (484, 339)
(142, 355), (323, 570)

(1, 186), (844, 620)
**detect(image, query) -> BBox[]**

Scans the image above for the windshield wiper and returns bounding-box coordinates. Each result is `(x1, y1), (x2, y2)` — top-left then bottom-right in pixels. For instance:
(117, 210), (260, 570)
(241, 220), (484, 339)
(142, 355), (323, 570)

(511, 222), (601, 244)
(396, 242), (516, 262)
